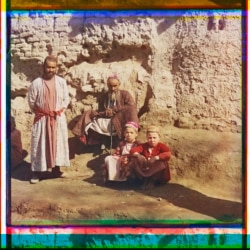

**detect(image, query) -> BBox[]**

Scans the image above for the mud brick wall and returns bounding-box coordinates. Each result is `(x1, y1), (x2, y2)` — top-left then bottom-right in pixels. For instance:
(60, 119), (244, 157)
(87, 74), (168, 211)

(10, 10), (242, 134)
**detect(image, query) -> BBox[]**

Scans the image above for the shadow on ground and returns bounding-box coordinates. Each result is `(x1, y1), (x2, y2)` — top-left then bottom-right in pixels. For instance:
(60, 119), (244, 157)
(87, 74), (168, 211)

(85, 153), (243, 223)
(10, 161), (66, 182)
(10, 147), (243, 224)
(11, 161), (32, 182)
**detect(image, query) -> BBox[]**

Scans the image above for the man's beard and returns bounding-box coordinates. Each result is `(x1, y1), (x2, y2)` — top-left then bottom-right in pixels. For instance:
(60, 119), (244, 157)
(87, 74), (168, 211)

(108, 92), (117, 108)
(109, 92), (116, 102)
(44, 71), (55, 80)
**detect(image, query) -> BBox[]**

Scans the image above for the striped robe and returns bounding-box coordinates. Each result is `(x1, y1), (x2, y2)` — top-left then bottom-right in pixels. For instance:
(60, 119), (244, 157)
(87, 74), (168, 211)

(28, 75), (70, 171)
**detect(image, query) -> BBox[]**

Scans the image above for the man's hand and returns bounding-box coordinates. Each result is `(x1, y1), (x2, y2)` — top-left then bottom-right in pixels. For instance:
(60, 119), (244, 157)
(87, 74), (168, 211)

(105, 108), (114, 117)
(90, 110), (100, 119)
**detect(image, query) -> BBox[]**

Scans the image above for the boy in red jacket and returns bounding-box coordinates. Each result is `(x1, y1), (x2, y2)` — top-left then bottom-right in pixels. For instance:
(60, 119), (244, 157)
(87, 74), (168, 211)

(130, 125), (171, 190)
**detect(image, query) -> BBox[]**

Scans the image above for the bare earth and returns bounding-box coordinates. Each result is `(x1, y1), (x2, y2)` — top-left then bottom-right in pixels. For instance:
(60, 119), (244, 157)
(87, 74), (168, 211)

(10, 126), (243, 226)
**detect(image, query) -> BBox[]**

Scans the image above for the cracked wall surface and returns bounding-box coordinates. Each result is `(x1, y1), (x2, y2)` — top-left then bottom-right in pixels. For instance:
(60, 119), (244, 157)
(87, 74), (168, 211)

(10, 10), (242, 134)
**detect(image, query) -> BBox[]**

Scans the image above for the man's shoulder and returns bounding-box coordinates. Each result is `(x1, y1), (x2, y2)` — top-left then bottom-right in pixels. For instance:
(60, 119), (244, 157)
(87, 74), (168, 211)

(32, 77), (42, 84)
(55, 75), (65, 80)
(32, 75), (65, 84)
(120, 89), (132, 96)
(120, 89), (130, 93)
(55, 75), (67, 86)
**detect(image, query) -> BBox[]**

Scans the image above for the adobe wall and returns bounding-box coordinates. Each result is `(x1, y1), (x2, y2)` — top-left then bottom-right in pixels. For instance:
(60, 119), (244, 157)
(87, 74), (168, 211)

(10, 10), (242, 133)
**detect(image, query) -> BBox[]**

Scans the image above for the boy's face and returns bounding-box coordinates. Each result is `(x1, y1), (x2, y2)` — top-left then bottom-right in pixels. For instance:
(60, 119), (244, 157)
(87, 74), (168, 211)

(147, 132), (160, 147)
(124, 127), (137, 143)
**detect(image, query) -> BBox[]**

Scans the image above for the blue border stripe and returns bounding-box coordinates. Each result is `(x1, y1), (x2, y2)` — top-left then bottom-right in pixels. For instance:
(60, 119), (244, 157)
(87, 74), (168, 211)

(8, 233), (244, 248)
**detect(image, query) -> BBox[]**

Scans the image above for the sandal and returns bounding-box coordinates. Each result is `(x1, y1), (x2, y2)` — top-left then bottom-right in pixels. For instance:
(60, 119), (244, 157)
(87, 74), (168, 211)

(30, 172), (40, 184)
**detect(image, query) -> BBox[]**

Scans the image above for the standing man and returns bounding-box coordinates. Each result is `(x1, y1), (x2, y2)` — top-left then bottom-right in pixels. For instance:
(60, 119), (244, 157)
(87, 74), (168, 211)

(28, 55), (70, 184)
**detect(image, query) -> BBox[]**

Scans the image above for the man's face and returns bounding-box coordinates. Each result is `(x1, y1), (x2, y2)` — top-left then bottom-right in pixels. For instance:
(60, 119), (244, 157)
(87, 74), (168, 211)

(43, 60), (57, 79)
(107, 78), (120, 93)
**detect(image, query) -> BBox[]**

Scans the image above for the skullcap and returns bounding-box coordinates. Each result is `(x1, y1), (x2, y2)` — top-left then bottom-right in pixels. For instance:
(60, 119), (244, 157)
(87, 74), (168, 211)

(146, 125), (160, 134)
(125, 121), (139, 131)
(108, 73), (119, 80)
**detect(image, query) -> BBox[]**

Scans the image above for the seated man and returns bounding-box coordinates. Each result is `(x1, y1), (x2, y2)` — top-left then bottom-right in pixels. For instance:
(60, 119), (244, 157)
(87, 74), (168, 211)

(71, 74), (139, 148)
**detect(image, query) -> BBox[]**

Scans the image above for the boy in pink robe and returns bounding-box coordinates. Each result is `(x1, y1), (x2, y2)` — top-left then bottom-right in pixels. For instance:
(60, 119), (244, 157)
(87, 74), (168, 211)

(102, 121), (140, 184)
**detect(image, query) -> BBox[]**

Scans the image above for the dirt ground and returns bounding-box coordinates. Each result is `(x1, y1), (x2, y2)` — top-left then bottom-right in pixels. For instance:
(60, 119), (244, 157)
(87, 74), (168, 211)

(10, 126), (243, 226)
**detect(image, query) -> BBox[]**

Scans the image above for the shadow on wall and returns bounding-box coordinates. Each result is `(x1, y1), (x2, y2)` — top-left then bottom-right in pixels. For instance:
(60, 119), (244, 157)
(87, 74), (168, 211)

(137, 83), (153, 118)
(67, 12), (154, 66)
(11, 56), (42, 83)
(157, 17), (178, 35)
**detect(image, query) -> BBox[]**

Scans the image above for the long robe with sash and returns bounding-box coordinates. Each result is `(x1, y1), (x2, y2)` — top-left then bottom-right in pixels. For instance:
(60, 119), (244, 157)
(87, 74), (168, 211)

(28, 75), (70, 172)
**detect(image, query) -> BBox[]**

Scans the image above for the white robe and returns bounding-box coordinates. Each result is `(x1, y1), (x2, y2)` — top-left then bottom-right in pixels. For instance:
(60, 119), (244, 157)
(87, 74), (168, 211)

(105, 142), (134, 181)
(28, 75), (70, 171)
